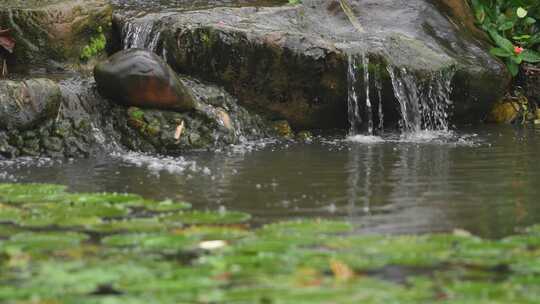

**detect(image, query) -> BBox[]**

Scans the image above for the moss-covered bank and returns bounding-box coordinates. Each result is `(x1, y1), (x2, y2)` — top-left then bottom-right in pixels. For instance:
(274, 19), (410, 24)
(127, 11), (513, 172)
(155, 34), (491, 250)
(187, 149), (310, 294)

(0, 183), (539, 303)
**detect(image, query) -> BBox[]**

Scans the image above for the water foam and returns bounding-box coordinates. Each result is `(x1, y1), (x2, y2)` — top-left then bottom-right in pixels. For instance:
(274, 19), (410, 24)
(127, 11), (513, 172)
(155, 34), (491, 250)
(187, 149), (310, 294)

(112, 151), (201, 175)
(345, 135), (385, 143)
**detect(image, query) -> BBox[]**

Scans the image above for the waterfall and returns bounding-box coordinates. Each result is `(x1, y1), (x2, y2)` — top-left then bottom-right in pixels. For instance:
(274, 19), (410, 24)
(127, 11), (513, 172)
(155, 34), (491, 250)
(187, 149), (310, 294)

(347, 54), (361, 135)
(362, 54), (373, 135)
(374, 66), (384, 131)
(121, 19), (161, 51)
(346, 52), (454, 138)
(386, 66), (455, 134)
(347, 53), (375, 136)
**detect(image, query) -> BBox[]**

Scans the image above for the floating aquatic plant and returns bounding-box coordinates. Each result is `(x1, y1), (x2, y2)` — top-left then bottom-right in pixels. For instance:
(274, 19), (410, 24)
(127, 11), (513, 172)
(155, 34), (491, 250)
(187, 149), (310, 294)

(0, 183), (539, 303)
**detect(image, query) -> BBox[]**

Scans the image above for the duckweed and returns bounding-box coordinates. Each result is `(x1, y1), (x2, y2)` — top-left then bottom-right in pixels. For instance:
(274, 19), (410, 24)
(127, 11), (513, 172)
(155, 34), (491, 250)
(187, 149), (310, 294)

(0, 183), (539, 303)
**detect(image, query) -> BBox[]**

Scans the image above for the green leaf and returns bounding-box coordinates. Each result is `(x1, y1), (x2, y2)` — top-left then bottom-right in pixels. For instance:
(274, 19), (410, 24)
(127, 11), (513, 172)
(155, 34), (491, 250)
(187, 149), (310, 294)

(498, 20), (515, 31)
(490, 47), (512, 57)
(488, 29), (515, 53)
(506, 60), (520, 76)
(522, 49), (540, 63)
(525, 17), (536, 25)
(513, 35), (531, 41)
(511, 55), (523, 64)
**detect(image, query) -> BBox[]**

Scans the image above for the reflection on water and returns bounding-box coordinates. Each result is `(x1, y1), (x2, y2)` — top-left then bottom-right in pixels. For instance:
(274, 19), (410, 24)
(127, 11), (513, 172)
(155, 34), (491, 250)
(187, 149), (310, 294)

(2, 126), (540, 238)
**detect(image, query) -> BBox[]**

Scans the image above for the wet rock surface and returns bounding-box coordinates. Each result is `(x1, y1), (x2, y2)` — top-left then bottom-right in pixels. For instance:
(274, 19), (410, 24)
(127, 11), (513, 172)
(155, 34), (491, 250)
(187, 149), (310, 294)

(0, 0), (112, 66)
(0, 75), (270, 158)
(95, 49), (197, 112)
(0, 78), (62, 130)
(111, 76), (270, 154)
(0, 78), (105, 158)
(115, 0), (510, 129)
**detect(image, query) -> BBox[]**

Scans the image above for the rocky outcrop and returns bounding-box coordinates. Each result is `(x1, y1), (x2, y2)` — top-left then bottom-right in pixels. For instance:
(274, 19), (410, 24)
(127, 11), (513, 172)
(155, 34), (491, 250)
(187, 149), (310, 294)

(94, 49), (197, 112)
(114, 0), (510, 129)
(0, 78), (61, 130)
(0, 0), (112, 66)
(0, 75), (270, 158)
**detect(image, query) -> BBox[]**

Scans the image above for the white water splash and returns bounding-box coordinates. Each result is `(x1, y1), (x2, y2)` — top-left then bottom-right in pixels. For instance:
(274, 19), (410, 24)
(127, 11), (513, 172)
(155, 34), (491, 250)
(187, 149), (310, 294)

(112, 151), (200, 175)
(346, 135), (384, 143)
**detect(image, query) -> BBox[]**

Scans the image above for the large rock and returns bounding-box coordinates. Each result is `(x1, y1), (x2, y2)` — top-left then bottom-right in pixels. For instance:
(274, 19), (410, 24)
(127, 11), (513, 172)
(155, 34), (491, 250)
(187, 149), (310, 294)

(0, 0), (112, 65)
(94, 49), (197, 112)
(114, 0), (510, 129)
(0, 78), (62, 130)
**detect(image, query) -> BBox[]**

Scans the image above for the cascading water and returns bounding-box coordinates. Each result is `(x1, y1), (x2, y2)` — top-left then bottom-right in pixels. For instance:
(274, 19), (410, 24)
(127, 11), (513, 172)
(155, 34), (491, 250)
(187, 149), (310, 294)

(347, 52), (455, 139)
(386, 66), (455, 135)
(362, 54), (373, 135)
(347, 53), (376, 136)
(347, 54), (361, 135)
(121, 19), (161, 51)
(374, 66), (384, 131)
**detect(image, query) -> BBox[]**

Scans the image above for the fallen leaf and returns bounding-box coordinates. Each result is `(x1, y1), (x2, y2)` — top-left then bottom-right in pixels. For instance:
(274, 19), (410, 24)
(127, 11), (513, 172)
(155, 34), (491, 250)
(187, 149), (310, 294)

(330, 259), (355, 281)
(174, 120), (185, 141)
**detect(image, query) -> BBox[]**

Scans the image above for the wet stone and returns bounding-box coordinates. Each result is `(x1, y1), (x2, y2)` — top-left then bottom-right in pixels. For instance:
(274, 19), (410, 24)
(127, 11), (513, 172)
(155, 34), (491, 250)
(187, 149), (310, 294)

(94, 49), (197, 111)
(0, 79), (62, 130)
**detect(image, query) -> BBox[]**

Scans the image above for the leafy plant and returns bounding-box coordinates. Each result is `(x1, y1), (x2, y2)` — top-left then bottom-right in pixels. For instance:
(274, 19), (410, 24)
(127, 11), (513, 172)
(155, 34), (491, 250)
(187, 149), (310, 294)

(471, 0), (540, 75)
(80, 26), (106, 62)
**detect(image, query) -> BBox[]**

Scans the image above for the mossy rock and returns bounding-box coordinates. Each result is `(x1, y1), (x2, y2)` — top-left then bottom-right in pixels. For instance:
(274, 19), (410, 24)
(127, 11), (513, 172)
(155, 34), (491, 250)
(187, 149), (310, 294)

(0, 0), (113, 66)
(486, 98), (527, 124)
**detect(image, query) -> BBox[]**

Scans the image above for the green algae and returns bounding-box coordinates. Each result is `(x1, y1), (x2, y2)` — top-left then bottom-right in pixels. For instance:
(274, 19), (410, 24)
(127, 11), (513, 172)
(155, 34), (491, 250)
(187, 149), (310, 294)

(0, 183), (539, 303)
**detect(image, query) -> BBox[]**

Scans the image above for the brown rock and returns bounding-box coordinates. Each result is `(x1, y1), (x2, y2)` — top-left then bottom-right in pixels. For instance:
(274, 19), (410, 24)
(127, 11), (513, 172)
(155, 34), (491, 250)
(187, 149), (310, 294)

(94, 49), (197, 111)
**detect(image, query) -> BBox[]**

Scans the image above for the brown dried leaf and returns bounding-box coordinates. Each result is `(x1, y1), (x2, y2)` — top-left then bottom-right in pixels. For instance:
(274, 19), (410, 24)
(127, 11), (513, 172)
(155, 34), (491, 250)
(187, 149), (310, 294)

(330, 259), (355, 282)
(174, 120), (185, 141)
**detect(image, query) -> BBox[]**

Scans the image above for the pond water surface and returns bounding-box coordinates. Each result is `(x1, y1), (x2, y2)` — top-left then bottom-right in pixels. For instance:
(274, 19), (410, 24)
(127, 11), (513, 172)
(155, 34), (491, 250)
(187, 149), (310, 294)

(2, 126), (540, 239)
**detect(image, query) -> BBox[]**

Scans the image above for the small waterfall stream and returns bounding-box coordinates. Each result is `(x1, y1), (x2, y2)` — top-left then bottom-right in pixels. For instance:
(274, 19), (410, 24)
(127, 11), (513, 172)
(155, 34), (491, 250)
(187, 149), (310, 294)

(386, 66), (455, 134)
(121, 18), (162, 51)
(346, 53), (455, 137)
(347, 54), (361, 135)
(347, 53), (377, 136)
(362, 54), (373, 135)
